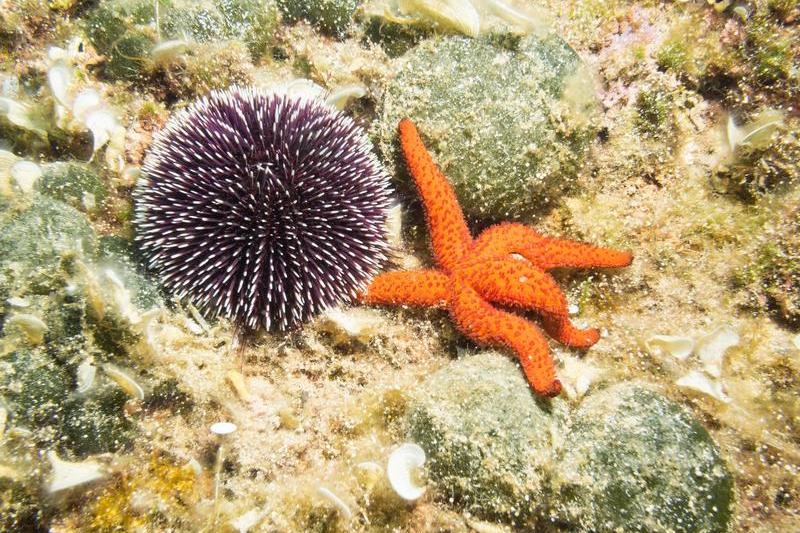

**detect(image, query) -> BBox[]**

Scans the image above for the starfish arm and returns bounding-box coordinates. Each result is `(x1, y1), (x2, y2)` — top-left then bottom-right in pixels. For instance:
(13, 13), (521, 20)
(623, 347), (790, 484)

(539, 312), (600, 348)
(398, 119), (472, 272)
(471, 223), (547, 262)
(359, 270), (449, 307)
(448, 274), (561, 397)
(460, 258), (568, 317)
(473, 222), (632, 269)
(523, 239), (633, 270)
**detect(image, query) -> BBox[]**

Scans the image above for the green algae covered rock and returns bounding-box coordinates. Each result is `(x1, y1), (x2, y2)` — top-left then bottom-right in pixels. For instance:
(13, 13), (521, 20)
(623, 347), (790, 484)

(84, 0), (158, 81)
(38, 162), (107, 213)
(0, 348), (136, 458)
(406, 351), (563, 525)
(162, 0), (279, 58)
(277, 0), (359, 37)
(378, 35), (599, 223)
(551, 384), (734, 533)
(0, 198), (97, 303)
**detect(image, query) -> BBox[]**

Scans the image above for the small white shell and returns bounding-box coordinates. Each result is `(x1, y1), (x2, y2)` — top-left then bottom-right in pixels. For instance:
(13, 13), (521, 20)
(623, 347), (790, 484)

(645, 334), (694, 360)
(85, 109), (118, 154)
(47, 451), (106, 493)
(72, 89), (103, 123)
(103, 364), (145, 400)
(387, 443), (427, 501)
(319, 308), (383, 344)
(325, 85), (367, 110)
(793, 334), (800, 351)
(316, 486), (352, 520)
(82, 191), (96, 211)
(399, 0), (481, 37)
(676, 370), (731, 403)
(76, 359), (97, 393)
(230, 508), (265, 533)
(210, 422), (237, 436)
(150, 39), (189, 65)
(47, 62), (73, 107)
(10, 160), (42, 193)
(6, 314), (47, 345)
(695, 326), (739, 378)
(6, 297), (30, 308)
(0, 97), (45, 135)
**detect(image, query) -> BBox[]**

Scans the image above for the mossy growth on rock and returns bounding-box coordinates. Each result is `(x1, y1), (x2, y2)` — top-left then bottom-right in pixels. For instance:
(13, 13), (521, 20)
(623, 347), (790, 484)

(733, 202), (800, 328)
(277, 0), (359, 37)
(551, 384), (734, 533)
(406, 352), (564, 526)
(83, 0), (160, 81)
(378, 35), (599, 223)
(38, 162), (107, 213)
(0, 348), (136, 458)
(0, 198), (97, 300)
(161, 0), (279, 58)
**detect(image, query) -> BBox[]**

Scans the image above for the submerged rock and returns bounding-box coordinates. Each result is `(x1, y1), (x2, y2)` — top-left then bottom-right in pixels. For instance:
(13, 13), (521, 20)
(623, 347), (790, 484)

(406, 351), (561, 525)
(277, 0), (359, 37)
(551, 384), (734, 533)
(38, 162), (107, 213)
(378, 35), (599, 223)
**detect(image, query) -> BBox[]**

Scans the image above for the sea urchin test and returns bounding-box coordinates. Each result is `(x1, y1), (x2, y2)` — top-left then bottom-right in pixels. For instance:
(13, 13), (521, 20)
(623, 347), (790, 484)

(135, 86), (392, 331)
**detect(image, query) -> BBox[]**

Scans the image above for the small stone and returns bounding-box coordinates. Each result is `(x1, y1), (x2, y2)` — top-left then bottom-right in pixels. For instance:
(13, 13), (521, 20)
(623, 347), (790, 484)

(551, 384), (733, 533)
(406, 351), (562, 525)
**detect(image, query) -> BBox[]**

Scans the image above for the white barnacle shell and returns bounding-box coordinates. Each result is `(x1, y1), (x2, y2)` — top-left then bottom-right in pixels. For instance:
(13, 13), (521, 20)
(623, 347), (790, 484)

(47, 61), (73, 108)
(85, 109), (119, 154)
(325, 84), (367, 110)
(72, 89), (103, 123)
(645, 334), (694, 360)
(695, 326), (739, 378)
(319, 307), (383, 344)
(0, 97), (46, 136)
(210, 422), (237, 436)
(47, 451), (106, 493)
(387, 443), (427, 501)
(398, 0), (481, 37)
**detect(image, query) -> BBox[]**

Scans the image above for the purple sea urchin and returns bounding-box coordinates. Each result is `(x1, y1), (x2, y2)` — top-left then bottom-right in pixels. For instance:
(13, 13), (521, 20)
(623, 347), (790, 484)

(135, 86), (392, 331)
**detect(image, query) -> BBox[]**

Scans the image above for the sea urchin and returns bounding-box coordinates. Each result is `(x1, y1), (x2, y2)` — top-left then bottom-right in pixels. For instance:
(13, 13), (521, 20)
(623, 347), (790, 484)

(135, 86), (392, 331)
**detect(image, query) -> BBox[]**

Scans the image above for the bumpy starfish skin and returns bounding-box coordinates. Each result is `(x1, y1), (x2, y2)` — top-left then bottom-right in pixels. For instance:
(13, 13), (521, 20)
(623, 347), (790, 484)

(359, 119), (632, 396)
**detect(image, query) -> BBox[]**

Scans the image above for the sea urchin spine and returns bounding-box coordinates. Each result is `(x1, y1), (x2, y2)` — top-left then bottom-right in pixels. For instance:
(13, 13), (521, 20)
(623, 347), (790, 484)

(135, 86), (392, 331)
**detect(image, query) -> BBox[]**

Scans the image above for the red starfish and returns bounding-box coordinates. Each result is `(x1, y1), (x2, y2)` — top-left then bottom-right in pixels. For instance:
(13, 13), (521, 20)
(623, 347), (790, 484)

(359, 119), (632, 397)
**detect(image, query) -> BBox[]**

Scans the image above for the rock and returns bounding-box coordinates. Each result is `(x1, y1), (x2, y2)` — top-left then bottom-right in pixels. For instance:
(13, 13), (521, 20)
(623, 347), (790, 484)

(551, 384), (734, 533)
(0, 348), (136, 458)
(38, 162), (107, 213)
(378, 35), (599, 223)
(277, 0), (359, 37)
(405, 351), (563, 526)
